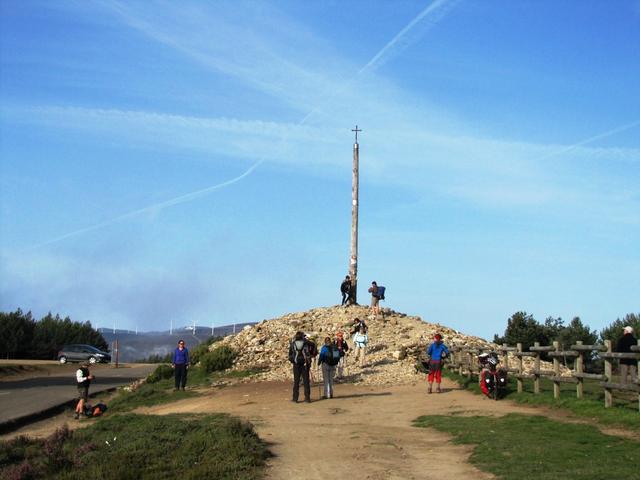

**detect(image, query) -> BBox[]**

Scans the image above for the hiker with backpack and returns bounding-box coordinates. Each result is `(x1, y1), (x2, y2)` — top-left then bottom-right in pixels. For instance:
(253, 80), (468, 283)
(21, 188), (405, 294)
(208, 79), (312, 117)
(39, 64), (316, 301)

(318, 336), (341, 398)
(368, 281), (385, 317)
(426, 333), (449, 394)
(340, 275), (352, 306)
(288, 331), (313, 403)
(353, 326), (369, 367)
(74, 362), (94, 420)
(349, 317), (368, 336)
(335, 331), (349, 378)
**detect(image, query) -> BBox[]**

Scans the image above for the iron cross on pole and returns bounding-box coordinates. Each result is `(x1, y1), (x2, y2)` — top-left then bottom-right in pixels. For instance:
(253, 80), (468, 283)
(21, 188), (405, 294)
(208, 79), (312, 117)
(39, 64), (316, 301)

(352, 125), (362, 143)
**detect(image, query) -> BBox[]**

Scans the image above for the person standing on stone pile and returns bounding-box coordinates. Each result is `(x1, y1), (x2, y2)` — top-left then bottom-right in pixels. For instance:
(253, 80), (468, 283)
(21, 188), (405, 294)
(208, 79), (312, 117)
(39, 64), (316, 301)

(289, 331), (313, 403)
(616, 326), (638, 384)
(368, 281), (380, 317)
(340, 275), (352, 306)
(349, 317), (368, 336)
(353, 326), (369, 368)
(426, 333), (449, 394)
(318, 337), (340, 398)
(335, 331), (349, 378)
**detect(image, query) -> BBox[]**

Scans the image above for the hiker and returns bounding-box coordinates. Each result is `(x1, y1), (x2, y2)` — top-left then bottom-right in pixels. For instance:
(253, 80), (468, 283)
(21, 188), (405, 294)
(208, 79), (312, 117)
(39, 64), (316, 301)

(289, 331), (313, 403)
(368, 281), (380, 317)
(426, 333), (449, 394)
(318, 336), (340, 398)
(340, 275), (352, 306)
(349, 317), (368, 336)
(335, 331), (349, 378)
(353, 326), (369, 367)
(74, 362), (93, 419)
(172, 339), (190, 391)
(617, 326), (638, 384)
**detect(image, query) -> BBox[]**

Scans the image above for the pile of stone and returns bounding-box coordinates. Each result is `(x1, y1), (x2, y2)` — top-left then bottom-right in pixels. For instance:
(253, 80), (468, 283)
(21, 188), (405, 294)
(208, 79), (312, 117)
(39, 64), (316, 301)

(214, 305), (566, 386)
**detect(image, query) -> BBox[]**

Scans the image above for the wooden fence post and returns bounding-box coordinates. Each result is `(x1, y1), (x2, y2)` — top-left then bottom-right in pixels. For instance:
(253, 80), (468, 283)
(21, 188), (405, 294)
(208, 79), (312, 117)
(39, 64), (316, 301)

(534, 341), (540, 394)
(516, 343), (523, 393)
(553, 341), (560, 399)
(604, 339), (613, 408)
(575, 340), (584, 399)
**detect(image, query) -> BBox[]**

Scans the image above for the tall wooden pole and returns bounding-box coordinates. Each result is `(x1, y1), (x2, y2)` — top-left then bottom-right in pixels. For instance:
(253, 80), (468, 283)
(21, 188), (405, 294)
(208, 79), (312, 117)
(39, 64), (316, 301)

(349, 126), (362, 304)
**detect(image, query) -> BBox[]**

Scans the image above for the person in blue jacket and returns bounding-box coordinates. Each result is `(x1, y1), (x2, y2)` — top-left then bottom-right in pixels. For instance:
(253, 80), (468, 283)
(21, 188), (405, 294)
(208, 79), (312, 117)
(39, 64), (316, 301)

(172, 339), (190, 391)
(426, 333), (449, 394)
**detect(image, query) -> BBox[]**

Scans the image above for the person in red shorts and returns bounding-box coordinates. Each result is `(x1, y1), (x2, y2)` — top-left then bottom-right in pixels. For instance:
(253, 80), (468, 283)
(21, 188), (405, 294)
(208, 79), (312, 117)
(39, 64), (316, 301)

(426, 333), (449, 394)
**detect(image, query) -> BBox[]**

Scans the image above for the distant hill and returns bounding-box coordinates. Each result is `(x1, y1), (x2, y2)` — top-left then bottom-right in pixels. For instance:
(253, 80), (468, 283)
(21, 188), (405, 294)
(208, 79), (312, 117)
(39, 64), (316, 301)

(99, 323), (254, 362)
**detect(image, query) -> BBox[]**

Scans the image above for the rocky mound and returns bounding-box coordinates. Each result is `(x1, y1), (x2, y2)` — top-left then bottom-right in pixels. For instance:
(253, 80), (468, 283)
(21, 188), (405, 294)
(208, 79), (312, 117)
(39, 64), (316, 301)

(216, 305), (561, 385)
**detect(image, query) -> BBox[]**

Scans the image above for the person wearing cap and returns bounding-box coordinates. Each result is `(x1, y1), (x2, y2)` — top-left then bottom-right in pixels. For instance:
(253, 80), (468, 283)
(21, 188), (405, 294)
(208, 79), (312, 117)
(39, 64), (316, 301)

(616, 326), (638, 384)
(335, 331), (349, 378)
(172, 339), (190, 391)
(74, 362), (94, 419)
(426, 333), (449, 394)
(340, 275), (352, 306)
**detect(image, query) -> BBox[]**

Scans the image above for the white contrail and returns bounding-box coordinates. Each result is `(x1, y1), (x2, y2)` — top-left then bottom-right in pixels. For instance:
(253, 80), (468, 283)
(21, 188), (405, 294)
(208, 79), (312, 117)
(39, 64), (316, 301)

(30, 2), (458, 249)
(301, 0), (459, 125)
(27, 160), (264, 250)
(358, 0), (459, 75)
(533, 119), (640, 161)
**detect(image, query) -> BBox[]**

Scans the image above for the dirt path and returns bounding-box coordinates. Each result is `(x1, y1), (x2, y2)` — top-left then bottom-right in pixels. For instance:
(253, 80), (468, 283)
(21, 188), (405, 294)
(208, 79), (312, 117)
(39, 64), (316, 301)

(5, 376), (635, 478)
(143, 377), (547, 480)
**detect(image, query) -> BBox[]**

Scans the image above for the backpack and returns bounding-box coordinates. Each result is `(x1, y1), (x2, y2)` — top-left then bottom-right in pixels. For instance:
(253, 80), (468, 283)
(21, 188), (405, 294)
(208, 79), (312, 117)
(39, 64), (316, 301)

(292, 340), (309, 365)
(326, 344), (341, 366)
(336, 338), (348, 356)
(377, 286), (386, 300)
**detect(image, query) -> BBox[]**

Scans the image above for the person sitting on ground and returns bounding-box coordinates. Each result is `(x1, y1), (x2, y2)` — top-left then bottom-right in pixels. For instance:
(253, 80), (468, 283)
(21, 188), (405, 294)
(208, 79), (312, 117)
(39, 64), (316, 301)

(288, 331), (313, 403)
(74, 362), (93, 420)
(335, 331), (349, 378)
(368, 281), (380, 317)
(616, 326), (638, 384)
(171, 339), (190, 391)
(318, 336), (340, 398)
(340, 275), (352, 306)
(349, 317), (368, 336)
(426, 333), (449, 394)
(352, 326), (369, 368)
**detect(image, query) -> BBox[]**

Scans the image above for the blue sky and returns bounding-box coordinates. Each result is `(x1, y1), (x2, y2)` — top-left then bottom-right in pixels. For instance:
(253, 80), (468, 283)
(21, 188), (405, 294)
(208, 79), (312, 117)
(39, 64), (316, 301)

(1, 0), (638, 339)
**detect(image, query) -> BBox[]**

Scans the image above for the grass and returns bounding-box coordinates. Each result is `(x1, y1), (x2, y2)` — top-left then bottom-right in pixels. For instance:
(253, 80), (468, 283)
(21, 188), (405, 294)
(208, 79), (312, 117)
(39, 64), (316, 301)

(108, 366), (264, 413)
(0, 413), (269, 480)
(443, 369), (640, 430)
(414, 413), (640, 480)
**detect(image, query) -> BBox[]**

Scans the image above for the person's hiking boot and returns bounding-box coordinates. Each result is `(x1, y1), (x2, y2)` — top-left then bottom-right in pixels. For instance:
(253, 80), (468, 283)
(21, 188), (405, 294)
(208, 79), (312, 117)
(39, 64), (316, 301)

(428, 384), (433, 394)
(291, 399), (298, 403)
(304, 398), (311, 403)
(436, 385), (442, 393)
(74, 412), (80, 420)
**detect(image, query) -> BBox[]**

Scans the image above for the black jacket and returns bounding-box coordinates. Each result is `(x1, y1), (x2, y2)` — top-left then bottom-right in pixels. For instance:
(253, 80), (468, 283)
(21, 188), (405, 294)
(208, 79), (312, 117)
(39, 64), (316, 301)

(616, 333), (638, 366)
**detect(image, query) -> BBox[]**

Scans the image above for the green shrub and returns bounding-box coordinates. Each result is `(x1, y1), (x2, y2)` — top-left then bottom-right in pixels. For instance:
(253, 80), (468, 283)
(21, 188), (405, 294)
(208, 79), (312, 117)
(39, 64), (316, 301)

(201, 346), (236, 373)
(190, 336), (222, 365)
(146, 364), (174, 384)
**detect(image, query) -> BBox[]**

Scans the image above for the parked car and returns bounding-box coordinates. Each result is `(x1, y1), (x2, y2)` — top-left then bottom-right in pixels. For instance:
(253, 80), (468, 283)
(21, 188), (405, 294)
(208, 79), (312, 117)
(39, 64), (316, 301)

(57, 344), (111, 364)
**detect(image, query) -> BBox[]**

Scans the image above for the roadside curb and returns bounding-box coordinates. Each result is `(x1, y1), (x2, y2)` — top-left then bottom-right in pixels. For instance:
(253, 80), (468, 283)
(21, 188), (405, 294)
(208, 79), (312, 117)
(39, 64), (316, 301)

(0, 387), (117, 436)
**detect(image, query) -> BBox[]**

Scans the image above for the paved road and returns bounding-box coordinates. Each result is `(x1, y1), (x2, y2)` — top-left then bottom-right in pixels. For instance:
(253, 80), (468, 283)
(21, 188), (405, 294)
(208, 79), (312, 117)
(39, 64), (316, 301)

(0, 364), (155, 427)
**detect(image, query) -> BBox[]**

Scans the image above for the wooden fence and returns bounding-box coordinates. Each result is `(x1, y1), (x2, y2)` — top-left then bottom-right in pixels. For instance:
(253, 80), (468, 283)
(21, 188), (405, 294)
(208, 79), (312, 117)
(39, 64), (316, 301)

(446, 339), (640, 411)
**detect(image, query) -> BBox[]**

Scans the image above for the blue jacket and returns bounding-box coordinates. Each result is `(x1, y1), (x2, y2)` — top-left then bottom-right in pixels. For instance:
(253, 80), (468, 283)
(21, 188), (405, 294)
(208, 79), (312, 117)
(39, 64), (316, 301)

(427, 342), (449, 361)
(172, 347), (190, 365)
(318, 345), (330, 364)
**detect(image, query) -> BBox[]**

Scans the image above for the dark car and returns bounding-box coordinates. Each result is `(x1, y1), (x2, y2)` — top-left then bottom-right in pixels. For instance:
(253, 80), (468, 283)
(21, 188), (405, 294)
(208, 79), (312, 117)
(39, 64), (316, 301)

(57, 344), (111, 364)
